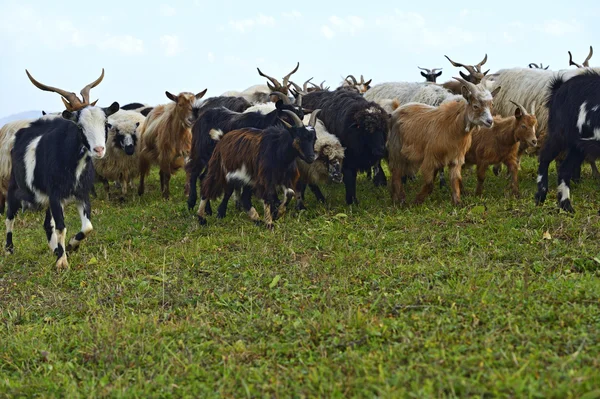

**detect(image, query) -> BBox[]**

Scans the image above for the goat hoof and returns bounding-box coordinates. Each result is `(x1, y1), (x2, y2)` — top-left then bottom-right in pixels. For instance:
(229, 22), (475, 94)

(197, 216), (207, 226)
(492, 166), (501, 176)
(559, 199), (575, 213)
(55, 256), (69, 271)
(534, 191), (547, 205)
(5, 246), (14, 255)
(296, 203), (307, 211)
(265, 223), (274, 230)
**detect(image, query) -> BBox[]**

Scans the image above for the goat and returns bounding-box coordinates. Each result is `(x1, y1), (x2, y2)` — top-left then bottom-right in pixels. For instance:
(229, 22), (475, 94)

(529, 63), (550, 70)
(464, 101), (538, 196)
(196, 111), (317, 228)
(388, 77), (501, 205)
(138, 89), (207, 199)
(340, 75), (372, 94)
(121, 102), (154, 117)
(302, 88), (389, 205)
(419, 67), (443, 83)
(5, 102), (120, 269)
(535, 71), (600, 213)
(568, 46), (593, 69)
(441, 54), (489, 94)
(93, 110), (145, 200)
(186, 92), (304, 212)
(222, 63), (300, 104)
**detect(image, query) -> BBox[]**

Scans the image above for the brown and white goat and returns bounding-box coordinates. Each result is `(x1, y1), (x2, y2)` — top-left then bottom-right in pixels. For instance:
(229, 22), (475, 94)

(388, 77), (501, 205)
(464, 101), (538, 196)
(138, 89), (207, 199)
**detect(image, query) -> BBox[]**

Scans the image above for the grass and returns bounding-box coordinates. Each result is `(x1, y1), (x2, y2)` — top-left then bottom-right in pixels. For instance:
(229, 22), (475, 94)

(1, 157), (600, 398)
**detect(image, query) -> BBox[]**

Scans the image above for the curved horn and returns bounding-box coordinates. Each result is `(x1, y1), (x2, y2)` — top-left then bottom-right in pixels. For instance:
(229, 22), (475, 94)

(568, 51), (582, 68)
(418, 66), (432, 73)
(544, 65), (550, 70)
(444, 55), (466, 68)
(281, 110), (303, 128)
(431, 68), (443, 74)
(289, 81), (304, 94)
(510, 100), (528, 116)
(257, 67), (282, 88)
(475, 54), (488, 69)
(296, 93), (302, 108)
(302, 77), (313, 92)
(80, 68), (105, 104)
(282, 62), (300, 88)
(270, 91), (291, 105)
(583, 45), (594, 67)
(308, 109), (321, 127)
(319, 80), (327, 89)
(530, 101), (536, 115)
(346, 75), (358, 85)
(453, 76), (477, 94)
(529, 63), (539, 69)
(25, 69), (82, 110)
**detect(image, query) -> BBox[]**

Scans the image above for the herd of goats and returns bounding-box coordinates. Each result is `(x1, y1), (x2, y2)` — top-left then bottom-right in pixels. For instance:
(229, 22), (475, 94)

(1, 46), (600, 269)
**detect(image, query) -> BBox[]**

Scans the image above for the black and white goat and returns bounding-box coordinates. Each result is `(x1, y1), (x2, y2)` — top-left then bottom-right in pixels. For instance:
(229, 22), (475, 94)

(535, 71), (600, 212)
(5, 102), (120, 269)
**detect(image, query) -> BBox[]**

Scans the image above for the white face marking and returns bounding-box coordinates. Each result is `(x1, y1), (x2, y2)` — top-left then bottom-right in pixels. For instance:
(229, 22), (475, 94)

(537, 175), (543, 183)
(78, 107), (108, 159)
(577, 102), (588, 134)
(209, 129), (223, 141)
(226, 164), (253, 185)
(557, 181), (570, 202)
(123, 135), (134, 147)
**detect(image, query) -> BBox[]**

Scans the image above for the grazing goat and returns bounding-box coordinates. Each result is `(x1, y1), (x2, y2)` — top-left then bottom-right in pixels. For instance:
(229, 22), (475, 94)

(93, 110), (145, 200)
(388, 77), (501, 205)
(186, 92), (304, 212)
(535, 71), (600, 213)
(5, 102), (120, 269)
(464, 101), (538, 196)
(138, 89), (207, 199)
(442, 54), (489, 94)
(196, 111), (317, 228)
(302, 89), (389, 205)
(419, 67), (443, 83)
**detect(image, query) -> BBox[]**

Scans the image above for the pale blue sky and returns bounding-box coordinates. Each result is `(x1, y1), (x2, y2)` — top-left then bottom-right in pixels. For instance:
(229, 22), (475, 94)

(0, 0), (597, 117)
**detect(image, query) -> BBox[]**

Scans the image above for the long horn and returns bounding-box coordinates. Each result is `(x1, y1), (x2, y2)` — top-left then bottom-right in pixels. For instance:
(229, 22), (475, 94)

(453, 76), (477, 94)
(80, 68), (105, 104)
(529, 63), (539, 69)
(431, 68), (443, 74)
(308, 109), (321, 127)
(303, 77), (313, 92)
(289, 81), (305, 95)
(445, 55), (476, 75)
(568, 51), (582, 68)
(530, 101), (536, 116)
(319, 80), (327, 89)
(25, 69), (82, 110)
(418, 66), (432, 73)
(281, 110), (303, 128)
(510, 100), (528, 116)
(583, 45), (594, 67)
(346, 75), (358, 85)
(257, 67), (281, 88)
(282, 62), (300, 88)
(270, 91), (291, 105)
(297, 93), (302, 108)
(475, 54), (488, 70)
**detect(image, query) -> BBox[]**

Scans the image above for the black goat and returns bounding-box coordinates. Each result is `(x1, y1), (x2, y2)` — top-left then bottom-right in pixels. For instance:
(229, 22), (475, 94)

(535, 71), (600, 212)
(5, 102), (120, 269)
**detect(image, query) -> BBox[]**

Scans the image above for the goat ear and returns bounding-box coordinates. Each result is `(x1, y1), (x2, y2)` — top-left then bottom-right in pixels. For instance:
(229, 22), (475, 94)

(436, 71), (443, 78)
(195, 89), (208, 100)
(483, 69), (490, 76)
(135, 122), (140, 128)
(459, 71), (469, 80)
(420, 72), (428, 79)
(62, 110), (76, 121)
(514, 107), (523, 119)
(275, 100), (284, 110)
(165, 91), (178, 102)
(491, 86), (501, 98)
(42, 110), (47, 116)
(104, 102), (120, 117)
(460, 85), (471, 101)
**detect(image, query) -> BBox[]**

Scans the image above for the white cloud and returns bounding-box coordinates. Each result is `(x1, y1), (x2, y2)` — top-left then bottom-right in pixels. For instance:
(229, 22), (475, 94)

(160, 35), (183, 57)
(159, 4), (177, 17)
(282, 10), (302, 19)
(537, 19), (580, 36)
(98, 35), (144, 55)
(321, 15), (365, 39)
(229, 14), (275, 33)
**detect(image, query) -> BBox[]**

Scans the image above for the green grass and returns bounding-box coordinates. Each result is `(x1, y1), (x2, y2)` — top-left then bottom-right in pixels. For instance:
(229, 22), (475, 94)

(1, 157), (600, 398)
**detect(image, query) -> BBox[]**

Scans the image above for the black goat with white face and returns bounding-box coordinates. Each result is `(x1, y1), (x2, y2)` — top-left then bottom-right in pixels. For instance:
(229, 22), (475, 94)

(535, 71), (600, 213)
(5, 102), (120, 270)
(418, 67), (443, 83)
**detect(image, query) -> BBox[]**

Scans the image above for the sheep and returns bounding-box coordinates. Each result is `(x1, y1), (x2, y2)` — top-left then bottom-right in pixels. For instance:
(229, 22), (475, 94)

(388, 77), (501, 205)
(138, 89), (207, 199)
(418, 67), (443, 83)
(302, 88), (389, 205)
(5, 102), (120, 269)
(186, 92), (305, 213)
(535, 71), (600, 213)
(463, 101), (538, 197)
(196, 110), (317, 229)
(364, 81), (461, 106)
(92, 110), (146, 200)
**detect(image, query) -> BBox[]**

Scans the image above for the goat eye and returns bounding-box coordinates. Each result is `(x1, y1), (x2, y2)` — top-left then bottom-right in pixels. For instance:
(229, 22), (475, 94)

(473, 105), (480, 110)
(522, 124), (526, 128)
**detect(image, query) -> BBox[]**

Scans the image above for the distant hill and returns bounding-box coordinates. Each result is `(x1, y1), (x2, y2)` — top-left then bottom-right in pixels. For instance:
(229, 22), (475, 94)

(0, 110), (47, 128)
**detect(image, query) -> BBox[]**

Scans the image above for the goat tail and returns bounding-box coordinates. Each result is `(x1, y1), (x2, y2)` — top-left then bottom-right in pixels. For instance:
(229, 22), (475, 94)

(391, 98), (401, 111)
(200, 151), (226, 200)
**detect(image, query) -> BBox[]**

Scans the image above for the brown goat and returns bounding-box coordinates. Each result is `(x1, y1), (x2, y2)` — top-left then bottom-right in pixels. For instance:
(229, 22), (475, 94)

(138, 90), (207, 198)
(442, 54), (489, 94)
(464, 101), (538, 196)
(388, 77), (501, 205)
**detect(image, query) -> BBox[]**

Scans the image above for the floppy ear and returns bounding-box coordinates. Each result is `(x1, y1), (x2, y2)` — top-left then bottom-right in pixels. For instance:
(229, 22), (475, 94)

(165, 91), (178, 102)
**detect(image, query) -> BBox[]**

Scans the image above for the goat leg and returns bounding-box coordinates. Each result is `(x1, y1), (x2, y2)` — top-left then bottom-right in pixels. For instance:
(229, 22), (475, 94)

(448, 163), (463, 205)
(390, 167), (406, 204)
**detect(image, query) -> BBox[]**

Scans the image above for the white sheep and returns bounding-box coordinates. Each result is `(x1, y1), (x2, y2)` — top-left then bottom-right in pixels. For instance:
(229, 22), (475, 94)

(364, 82), (461, 106)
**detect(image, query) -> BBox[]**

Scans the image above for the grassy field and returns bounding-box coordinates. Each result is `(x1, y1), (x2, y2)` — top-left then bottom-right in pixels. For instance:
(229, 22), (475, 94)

(1, 157), (600, 398)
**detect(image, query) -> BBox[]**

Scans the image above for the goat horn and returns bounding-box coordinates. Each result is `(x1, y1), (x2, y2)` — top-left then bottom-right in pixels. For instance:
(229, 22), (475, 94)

(270, 91), (291, 105)
(568, 51), (582, 68)
(418, 66), (432, 73)
(529, 63), (539, 69)
(476, 54), (488, 69)
(510, 100), (528, 116)
(281, 110), (303, 128)
(80, 68), (105, 104)
(346, 75), (358, 85)
(319, 80), (326, 89)
(289, 81), (304, 94)
(282, 62), (300, 88)
(303, 77), (313, 92)
(257, 67), (282, 88)
(583, 45), (594, 67)
(445, 55), (477, 76)
(26, 69), (82, 109)
(296, 93), (303, 108)
(530, 101), (536, 116)
(544, 65), (550, 70)
(431, 68), (443, 74)
(453, 76), (477, 94)
(444, 55), (466, 68)
(308, 109), (321, 128)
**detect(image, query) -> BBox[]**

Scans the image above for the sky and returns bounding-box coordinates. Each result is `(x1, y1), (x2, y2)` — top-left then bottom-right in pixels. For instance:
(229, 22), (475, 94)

(0, 0), (598, 118)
